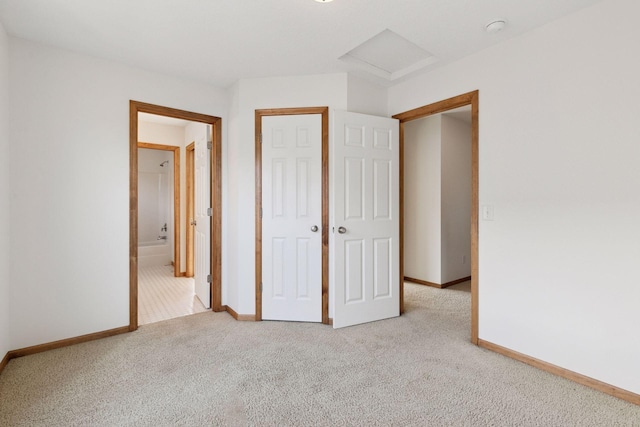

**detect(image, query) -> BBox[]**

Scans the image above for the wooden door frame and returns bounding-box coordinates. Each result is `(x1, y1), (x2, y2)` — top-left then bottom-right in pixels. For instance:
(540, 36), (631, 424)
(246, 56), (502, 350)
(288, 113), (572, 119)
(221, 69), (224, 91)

(393, 90), (480, 344)
(130, 100), (223, 332)
(137, 142), (181, 277)
(255, 107), (330, 324)
(185, 142), (195, 278)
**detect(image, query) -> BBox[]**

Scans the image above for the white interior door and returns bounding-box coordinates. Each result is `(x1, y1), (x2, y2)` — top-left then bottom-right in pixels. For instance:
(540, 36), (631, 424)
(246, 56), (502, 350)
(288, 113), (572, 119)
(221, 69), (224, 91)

(194, 126), (211, 308)
(262, 114), (322, 322)
(332, 110), (400, 328)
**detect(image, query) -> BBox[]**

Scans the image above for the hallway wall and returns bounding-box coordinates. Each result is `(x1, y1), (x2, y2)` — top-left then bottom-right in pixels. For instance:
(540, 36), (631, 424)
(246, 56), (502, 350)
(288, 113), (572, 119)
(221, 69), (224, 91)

(403, 115), (442, 284)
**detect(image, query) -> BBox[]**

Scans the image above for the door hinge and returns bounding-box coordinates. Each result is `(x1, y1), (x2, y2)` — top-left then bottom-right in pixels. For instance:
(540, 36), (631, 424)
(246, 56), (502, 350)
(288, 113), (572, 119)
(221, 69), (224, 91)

(260, 207), (263, 219)
(260, 133), (263, 144)
(207, 274), (212, 283)
(207, 141), (212, 150)
(207, 207), (213, 216)
(260, 282), (263, 292)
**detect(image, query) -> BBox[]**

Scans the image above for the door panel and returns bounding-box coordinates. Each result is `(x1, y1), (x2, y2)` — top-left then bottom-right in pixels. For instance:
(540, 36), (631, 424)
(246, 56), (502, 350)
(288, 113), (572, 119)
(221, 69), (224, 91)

(194, 126), (211, 308)
(332, 111), (400, 328)
(262, 114), (322, 322)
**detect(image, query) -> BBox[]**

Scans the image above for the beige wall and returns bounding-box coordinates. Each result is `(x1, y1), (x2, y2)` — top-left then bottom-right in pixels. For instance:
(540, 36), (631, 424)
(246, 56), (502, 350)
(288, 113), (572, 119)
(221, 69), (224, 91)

(403, 115), (441, 283)
(440, 114), (471, 283)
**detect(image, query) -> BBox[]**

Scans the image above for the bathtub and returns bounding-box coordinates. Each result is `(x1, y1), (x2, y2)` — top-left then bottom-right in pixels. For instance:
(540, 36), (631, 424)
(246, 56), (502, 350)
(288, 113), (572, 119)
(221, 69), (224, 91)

(138, 240), (172, 267)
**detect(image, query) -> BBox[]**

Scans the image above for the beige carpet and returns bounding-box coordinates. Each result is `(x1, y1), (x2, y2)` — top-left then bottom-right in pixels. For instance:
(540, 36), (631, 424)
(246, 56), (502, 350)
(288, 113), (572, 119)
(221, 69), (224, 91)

(1, 283), (638, 426)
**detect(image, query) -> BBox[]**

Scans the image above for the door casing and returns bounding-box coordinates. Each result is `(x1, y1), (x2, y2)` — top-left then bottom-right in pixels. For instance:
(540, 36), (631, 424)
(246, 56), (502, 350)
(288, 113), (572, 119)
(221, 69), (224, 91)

(255, 107), (329, 324)
(185, 142), (195, 278)
(129, 100), (223, 332)
(393, 90), (479, 344)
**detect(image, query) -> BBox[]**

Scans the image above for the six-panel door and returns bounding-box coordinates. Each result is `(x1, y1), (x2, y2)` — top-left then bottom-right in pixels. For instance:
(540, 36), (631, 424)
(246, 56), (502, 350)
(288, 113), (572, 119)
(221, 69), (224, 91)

(262, 114), (323, 322)
(332, 111), (400, 328)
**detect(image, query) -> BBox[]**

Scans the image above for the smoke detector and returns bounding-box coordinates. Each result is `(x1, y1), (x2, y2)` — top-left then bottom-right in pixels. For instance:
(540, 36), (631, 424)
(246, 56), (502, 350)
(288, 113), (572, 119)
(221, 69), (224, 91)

(486, 19), (507, 34)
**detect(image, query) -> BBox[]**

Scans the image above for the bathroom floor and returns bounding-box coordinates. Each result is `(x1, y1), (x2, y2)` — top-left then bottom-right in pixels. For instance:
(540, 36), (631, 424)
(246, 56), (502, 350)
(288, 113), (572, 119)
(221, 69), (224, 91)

(138, 265), (208, 325)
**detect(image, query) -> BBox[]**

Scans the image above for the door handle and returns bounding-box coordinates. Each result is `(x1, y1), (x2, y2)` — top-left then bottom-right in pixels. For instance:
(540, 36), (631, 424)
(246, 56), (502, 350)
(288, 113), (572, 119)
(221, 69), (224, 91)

(338, 226), (347, 234)
(311, 225), (319, 232)
(190, 219), (197, 226)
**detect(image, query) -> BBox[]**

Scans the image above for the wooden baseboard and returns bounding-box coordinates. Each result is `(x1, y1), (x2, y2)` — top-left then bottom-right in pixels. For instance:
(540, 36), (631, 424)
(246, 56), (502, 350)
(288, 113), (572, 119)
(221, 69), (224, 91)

(225, 306), (256, 321)
(178, 272), (186, 277)
(478, 339), (640, 406)
(0, 351), (9, 374)
(404, 276), (471, 289)
(7, 326), (130, 360)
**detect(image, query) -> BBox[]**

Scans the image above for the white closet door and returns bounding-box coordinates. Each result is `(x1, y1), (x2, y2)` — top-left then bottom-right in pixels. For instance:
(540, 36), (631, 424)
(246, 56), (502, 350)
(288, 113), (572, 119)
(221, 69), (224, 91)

(262, 114), (322, 322)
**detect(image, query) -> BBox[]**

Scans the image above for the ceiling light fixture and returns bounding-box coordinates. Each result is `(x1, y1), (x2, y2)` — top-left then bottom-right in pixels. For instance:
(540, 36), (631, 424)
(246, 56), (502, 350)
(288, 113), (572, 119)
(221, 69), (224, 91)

(485, 19), (507, 34)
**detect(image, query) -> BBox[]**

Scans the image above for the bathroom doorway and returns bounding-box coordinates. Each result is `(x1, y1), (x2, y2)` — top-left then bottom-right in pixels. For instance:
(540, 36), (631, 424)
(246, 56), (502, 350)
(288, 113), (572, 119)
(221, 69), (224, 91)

(137, 142), (180, 277)
(129, 101), (223, 331)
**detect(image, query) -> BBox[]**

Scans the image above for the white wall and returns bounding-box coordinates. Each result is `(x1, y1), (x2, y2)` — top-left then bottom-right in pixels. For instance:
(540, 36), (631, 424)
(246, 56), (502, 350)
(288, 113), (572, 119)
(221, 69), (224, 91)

(389, 0), (640, 394)
(347, 75), (388, 117)
(440, 115), (471, 283)
(226, 73), (348, 315)
(224, 82), (240, 312)
(0, 22), (10, 359)
(8, 37), (228, 350)
(403, 115), (441, 283)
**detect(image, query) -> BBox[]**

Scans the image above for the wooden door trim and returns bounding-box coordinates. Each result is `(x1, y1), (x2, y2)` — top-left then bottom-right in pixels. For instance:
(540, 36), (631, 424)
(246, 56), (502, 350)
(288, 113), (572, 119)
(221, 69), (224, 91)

(185, 142), (195, 278)
(393, 90), (479, 344)
(137, 142), (181, 278)
(255, 107), (329, 324)
(130, 100), (223, 332)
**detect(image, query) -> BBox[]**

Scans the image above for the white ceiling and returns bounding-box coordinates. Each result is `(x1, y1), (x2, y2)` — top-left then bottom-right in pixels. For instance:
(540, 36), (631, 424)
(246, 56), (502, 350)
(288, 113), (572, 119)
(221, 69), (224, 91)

(0, 0), (601, 88)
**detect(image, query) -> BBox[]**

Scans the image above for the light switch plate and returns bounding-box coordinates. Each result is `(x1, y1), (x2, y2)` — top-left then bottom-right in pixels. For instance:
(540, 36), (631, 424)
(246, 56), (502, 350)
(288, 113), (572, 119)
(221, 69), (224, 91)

(482, 205), (494, 221)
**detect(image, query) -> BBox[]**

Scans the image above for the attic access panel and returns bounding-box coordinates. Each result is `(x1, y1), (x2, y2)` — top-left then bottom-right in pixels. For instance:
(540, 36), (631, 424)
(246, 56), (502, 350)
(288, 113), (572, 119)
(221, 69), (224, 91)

(340, 29), (438, 81)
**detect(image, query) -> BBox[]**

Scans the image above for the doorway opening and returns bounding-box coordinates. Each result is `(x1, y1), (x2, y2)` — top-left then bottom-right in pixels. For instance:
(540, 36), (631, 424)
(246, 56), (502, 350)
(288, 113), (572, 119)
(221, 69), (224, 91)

(393, 91), (479, 344)
(129, 101), (223, 331)
(137, 142), (180, 276)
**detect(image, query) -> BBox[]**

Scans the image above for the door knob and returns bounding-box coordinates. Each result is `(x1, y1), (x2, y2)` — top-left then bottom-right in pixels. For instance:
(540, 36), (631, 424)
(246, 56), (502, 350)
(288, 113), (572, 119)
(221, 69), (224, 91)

(311, 225), (319, 232)
(190, 219), (196, 226)
(338, 226), (347, 234)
